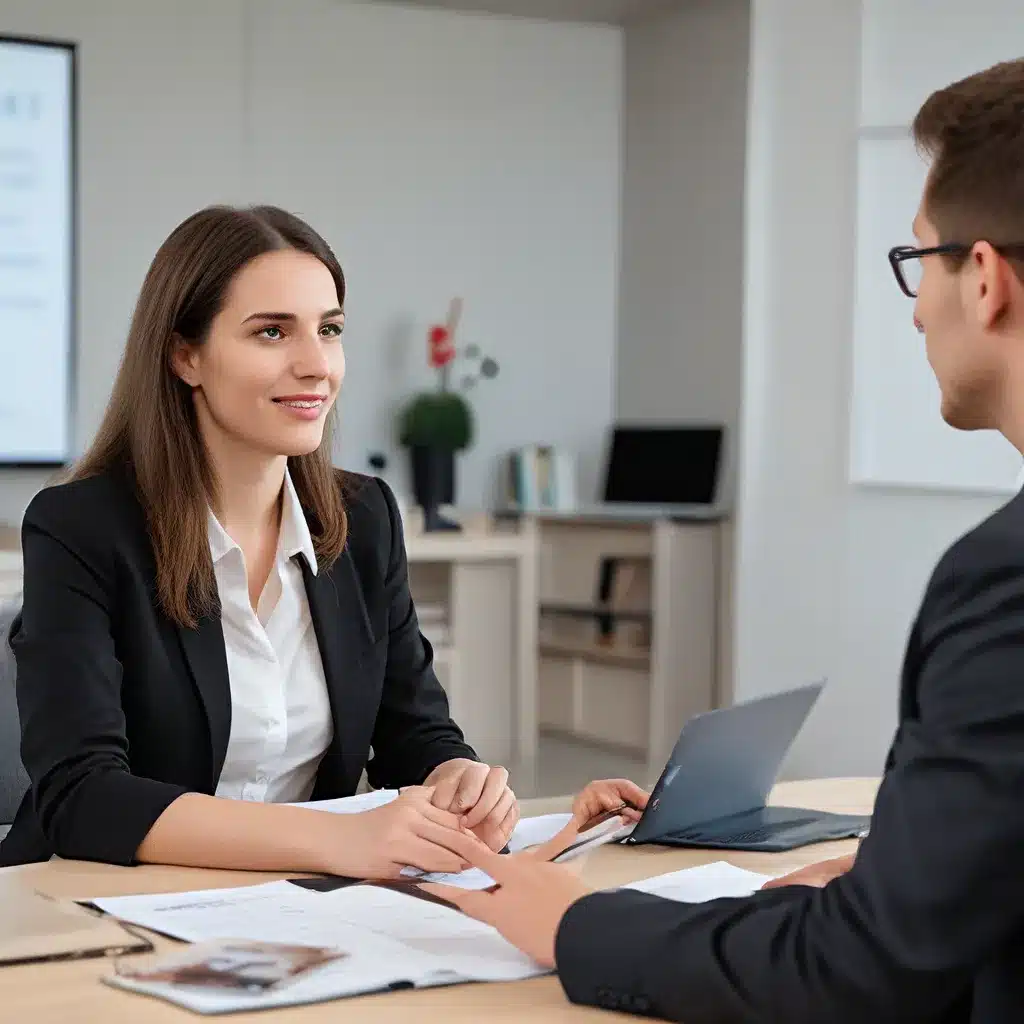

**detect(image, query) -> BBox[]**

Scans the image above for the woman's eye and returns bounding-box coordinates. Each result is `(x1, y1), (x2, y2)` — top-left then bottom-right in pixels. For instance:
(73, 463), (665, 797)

(258, 326), (283, 340)
(320, 322), (344, 338)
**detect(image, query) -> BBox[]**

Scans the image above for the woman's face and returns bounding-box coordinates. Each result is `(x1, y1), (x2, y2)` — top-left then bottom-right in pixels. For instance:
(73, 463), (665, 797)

(173, 249), (345, 458)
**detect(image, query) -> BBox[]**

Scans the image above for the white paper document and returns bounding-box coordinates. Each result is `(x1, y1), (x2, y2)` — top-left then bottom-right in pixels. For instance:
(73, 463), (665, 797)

(288, 789), (399, 814)
(625, 861), (773, 902)
(97, 878), (544, 1014)
(506, 812), (573, 851)
(93, 880), (540, 982)
(95, 861), (772, 1014)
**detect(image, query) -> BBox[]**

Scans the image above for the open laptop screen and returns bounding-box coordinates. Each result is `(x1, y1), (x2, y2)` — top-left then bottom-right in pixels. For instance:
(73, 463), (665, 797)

(602, 425), (723, 505)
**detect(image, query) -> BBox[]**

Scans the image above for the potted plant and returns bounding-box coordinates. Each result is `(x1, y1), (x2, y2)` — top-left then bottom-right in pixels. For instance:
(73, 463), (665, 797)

(397, 298), (498, 531)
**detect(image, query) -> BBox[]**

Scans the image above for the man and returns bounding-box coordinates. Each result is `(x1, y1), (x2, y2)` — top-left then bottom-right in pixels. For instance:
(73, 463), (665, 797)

(431, 59), (1024, 1023)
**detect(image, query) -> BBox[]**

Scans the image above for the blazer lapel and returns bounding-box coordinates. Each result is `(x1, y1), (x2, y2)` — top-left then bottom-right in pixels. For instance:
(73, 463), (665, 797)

(178, 614), (232, 787)
(299, 549), (375, 763)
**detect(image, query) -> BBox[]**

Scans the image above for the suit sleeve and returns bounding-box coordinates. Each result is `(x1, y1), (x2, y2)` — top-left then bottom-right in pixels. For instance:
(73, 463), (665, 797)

(10, 492), (188, 865)
(555, 532), (1024, 1023)
(366, 479), (478, 788)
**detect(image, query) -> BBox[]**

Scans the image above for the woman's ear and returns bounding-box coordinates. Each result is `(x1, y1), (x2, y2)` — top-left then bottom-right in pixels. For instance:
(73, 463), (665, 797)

(169, 334), (201, 388)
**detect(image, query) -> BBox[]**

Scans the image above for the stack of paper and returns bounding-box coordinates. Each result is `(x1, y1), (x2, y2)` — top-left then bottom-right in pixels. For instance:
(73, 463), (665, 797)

(94, 860), (772, 1014)
(97, 878), (544, 1013)
(97, 793), (777, 1014)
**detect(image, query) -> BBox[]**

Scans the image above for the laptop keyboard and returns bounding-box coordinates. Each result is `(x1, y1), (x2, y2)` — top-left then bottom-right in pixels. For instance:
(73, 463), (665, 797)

(673, 815), (819, 846)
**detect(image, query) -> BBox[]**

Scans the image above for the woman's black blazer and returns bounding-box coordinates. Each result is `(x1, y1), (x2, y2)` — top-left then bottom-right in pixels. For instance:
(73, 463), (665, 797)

(0, 467), (476, 866)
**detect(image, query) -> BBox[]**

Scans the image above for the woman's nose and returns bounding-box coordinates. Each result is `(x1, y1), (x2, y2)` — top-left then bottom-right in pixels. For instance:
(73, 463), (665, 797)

(293, 331), (331, 378)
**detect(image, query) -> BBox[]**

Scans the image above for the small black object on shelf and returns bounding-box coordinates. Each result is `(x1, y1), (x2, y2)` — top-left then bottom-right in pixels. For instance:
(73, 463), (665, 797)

(409, 445), (461, 532)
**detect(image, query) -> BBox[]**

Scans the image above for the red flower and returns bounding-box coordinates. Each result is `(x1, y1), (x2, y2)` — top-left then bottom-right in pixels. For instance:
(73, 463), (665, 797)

(428, 324), (455, 368)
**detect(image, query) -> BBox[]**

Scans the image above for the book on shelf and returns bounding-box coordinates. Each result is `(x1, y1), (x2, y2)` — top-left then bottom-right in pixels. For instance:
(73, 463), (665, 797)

(593, 557), (651, 648)
(504, 444), (576, 512)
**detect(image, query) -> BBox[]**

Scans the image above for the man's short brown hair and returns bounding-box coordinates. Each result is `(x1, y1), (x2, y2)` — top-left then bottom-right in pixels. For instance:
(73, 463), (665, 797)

(913, 58), (1024, 259)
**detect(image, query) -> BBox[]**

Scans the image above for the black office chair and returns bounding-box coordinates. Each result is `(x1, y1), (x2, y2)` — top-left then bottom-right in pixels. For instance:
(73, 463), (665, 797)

(0, 603), (28, 840)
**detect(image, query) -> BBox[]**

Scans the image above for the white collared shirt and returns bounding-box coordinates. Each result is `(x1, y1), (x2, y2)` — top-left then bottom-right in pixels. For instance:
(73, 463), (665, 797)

(210, 470), (333, 804)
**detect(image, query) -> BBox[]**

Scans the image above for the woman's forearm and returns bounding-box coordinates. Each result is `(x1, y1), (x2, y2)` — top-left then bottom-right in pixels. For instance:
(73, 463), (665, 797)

(135, 793), (340, 874)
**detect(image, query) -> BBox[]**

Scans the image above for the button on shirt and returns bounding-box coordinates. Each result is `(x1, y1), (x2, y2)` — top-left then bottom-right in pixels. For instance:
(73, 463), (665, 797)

(210, 470), (333, 804)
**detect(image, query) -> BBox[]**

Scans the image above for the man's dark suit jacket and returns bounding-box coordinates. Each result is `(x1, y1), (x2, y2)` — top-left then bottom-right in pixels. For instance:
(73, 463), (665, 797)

(556, 492), (1024, 1023)
(0, 467), (477, 867)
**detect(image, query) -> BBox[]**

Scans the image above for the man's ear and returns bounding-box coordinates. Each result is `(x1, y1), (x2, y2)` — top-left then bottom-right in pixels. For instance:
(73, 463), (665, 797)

(169, 334), (201, 387)
(970, 241), (1012, 330)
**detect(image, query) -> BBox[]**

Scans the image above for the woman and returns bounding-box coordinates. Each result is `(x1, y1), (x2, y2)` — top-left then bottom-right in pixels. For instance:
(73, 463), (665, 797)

(0, 205), (516, 875)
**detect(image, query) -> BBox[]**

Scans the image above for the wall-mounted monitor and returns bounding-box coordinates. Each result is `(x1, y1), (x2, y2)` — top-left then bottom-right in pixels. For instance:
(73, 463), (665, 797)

(0, 35), (75, 466)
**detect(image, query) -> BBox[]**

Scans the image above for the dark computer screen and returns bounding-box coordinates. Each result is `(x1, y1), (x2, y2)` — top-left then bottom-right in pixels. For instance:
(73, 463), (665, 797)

(602, 425), (723, 505)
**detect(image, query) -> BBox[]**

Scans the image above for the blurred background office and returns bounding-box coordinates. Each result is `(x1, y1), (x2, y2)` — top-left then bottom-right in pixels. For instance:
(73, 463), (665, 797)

(1, 1), (1022, 828)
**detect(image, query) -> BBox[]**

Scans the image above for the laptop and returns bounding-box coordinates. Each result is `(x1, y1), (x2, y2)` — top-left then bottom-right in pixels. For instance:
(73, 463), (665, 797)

(621, 682), (871, 852)
(571, 424), (725, 520)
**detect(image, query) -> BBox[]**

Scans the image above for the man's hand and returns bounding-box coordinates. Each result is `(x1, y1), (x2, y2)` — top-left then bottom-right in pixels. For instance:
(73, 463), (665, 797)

(423, 759), (518, 852)
(422, 833), (591, 968)
(572, 778), (649, 827)
(761, 852), (856, 890)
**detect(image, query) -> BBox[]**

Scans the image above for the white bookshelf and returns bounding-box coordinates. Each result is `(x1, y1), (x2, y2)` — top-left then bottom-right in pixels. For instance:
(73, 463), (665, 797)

(528, 513), (722, 779)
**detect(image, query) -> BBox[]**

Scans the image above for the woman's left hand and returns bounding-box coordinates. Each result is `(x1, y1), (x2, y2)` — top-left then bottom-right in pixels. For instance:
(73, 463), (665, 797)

(423, 759), (518, 852)
(571, 778), (649, 827)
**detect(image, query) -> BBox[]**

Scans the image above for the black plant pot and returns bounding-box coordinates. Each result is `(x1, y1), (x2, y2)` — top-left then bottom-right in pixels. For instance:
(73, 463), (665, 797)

(409, 445), (461, 532)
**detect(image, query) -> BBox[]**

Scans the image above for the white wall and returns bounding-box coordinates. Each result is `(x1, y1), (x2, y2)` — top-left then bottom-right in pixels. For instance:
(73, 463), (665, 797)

(859, 0), (1024, 129)
(616, 0), (749, 503)
(733, 0), (1020, 778)
(0, 0), (622, 522)
(0, 0), (247, 523)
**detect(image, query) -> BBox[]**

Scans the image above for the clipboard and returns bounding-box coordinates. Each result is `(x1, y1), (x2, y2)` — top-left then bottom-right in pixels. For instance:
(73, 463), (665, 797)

(0, 874), (152, 968)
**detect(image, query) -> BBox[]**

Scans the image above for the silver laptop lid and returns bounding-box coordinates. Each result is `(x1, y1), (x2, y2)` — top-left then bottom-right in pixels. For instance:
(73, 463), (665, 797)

(630, 682), (824, 842)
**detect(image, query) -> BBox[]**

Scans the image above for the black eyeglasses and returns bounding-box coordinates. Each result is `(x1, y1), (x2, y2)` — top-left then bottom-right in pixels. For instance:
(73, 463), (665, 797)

(889, 241), (1024, 298)
(888, 244), (967, 298)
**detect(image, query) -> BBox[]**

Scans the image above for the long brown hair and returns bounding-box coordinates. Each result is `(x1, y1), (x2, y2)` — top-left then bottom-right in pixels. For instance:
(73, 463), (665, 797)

(70, 205), (348, 628)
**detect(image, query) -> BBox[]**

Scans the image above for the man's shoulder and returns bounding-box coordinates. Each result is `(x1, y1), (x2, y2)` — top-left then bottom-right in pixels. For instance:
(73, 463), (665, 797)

(938, 492), (1024, 570)
(925, 491), (1024, 608)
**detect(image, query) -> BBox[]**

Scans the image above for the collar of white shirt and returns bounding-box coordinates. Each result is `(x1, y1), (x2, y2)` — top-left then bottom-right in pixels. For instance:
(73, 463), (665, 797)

(206, 467), (319, 576)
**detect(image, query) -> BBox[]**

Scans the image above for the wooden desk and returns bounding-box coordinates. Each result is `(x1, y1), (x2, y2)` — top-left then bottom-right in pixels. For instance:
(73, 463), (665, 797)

(0, 779), (876, 1023)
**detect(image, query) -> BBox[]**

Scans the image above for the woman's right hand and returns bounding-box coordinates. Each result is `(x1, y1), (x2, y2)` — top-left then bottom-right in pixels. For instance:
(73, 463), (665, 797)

(325, 787), (471, 879)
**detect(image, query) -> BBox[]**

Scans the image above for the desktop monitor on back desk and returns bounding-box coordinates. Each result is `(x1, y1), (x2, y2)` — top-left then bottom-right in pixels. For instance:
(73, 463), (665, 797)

(599, 424), (724, 513)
